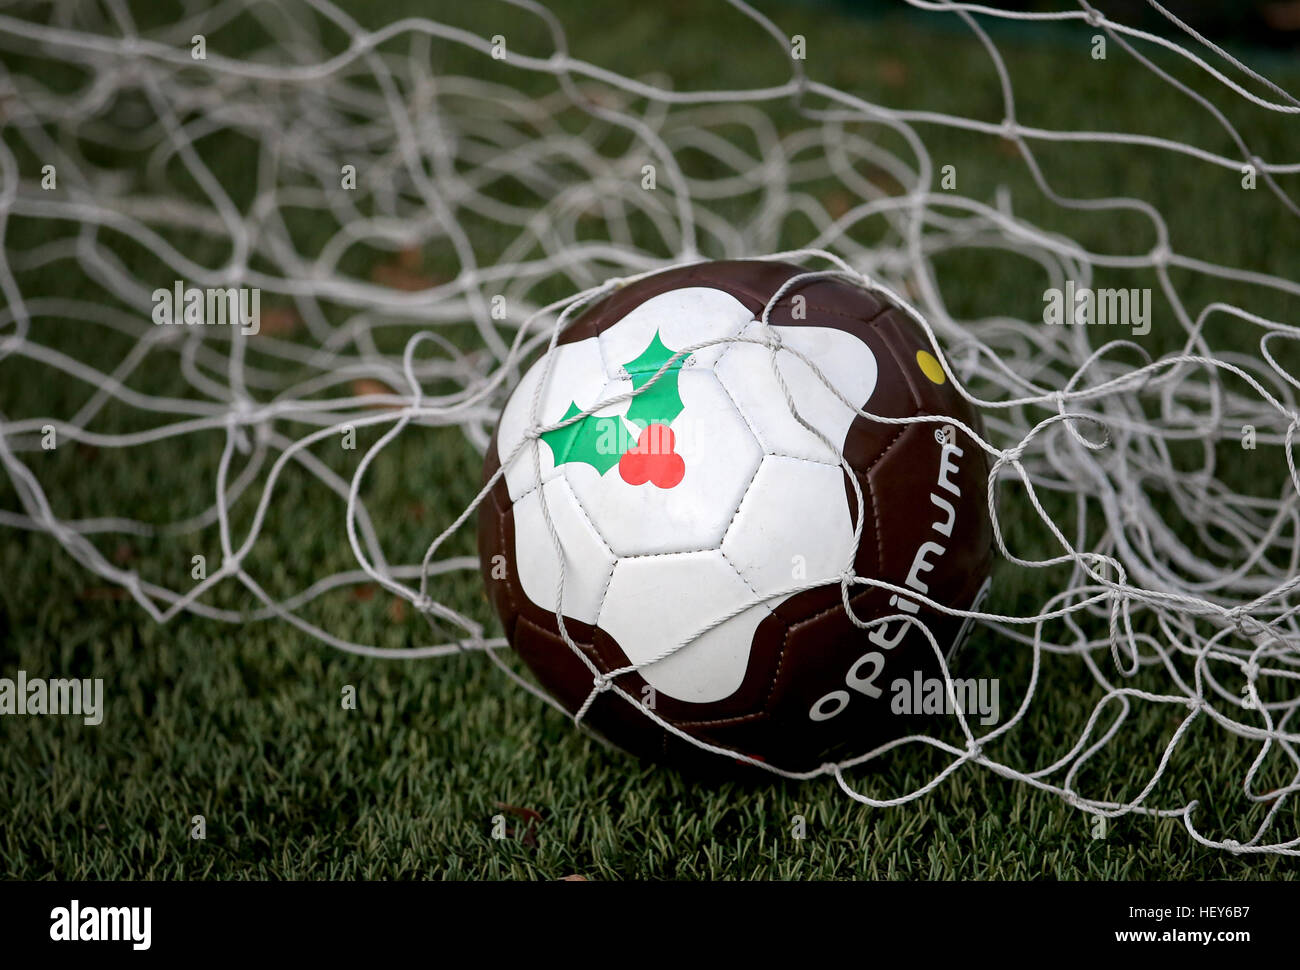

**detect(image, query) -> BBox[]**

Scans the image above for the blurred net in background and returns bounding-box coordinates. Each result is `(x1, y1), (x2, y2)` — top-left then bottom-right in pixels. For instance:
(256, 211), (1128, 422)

(1, 0), (1299, 856)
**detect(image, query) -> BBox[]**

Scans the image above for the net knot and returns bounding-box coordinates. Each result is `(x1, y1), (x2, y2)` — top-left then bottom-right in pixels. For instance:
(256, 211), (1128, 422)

(1084, 8), (1104, 28)
(1226, 607), (1261, 638)
(1119, 493), (1140, 524)
(591, 673), (614, 693)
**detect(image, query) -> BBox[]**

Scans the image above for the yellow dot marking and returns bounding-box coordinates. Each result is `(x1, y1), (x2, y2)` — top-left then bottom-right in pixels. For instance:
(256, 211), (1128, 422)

(916, 350), (946, 385)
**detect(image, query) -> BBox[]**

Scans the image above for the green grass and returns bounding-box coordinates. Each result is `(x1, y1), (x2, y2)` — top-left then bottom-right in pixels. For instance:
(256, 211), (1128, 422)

(2, 0), (1299, 879)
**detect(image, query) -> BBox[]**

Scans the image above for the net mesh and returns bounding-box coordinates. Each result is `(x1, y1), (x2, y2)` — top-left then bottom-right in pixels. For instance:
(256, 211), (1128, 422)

(2, 0), (1299, 856)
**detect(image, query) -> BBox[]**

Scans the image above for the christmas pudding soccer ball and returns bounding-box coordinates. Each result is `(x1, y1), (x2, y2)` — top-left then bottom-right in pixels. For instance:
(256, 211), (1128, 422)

(478, 260), (993, 774)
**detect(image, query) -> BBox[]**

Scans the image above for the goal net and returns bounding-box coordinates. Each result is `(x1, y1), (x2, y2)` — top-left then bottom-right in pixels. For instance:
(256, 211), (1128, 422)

(2, 0), (1298, 856)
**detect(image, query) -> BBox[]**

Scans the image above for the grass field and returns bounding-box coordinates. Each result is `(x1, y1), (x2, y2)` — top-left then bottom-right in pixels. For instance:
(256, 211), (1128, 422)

(2, 0), (1299, 879)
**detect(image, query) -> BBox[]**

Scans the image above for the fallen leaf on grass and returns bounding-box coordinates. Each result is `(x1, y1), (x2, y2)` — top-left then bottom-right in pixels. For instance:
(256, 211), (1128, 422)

(494, 802), (543, 847)
(80, 586), (129, 601)
(822, 190), (853, 219)
(1262, 2), (1300, 30)
(878, 58), (907, 88)
(388, 597), (407, 623)
(371, 246), (441, 291)
(350, 378), (403, 410)
(256, 307), (301, 337)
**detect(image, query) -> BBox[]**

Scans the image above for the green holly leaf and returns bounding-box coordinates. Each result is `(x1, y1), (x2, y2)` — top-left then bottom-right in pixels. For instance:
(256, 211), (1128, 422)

(539, 401), (626, 475)
(538, 330), (684, 477)
(624, 330), (685, 430)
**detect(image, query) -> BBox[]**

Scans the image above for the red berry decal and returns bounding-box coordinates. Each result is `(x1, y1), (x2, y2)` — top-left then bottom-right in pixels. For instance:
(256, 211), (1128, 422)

(619, 423), (685, 488)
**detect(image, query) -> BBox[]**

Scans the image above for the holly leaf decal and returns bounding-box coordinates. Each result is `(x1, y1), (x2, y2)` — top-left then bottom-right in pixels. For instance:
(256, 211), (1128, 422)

(539, 401), (625, 475)
(538, 330), (685, 476)
(624, 330), (685, 430)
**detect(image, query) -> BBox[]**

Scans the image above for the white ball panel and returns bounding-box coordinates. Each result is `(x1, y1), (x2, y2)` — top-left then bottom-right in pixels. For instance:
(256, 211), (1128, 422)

(598, 549), (770, 703)
(512, 477), (616, 625)
(597, 286), (754, 374)
(565, 371), (761, 556)
(721, 455), (858, 600)
(714, 319), (878, 463)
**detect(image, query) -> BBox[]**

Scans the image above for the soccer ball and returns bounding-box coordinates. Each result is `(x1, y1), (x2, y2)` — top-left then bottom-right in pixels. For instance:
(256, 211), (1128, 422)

(478, 260), (993, 774)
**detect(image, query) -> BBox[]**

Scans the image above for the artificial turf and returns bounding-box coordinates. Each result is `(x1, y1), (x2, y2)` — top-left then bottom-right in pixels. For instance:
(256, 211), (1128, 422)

(1, 0), (1298, 879)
